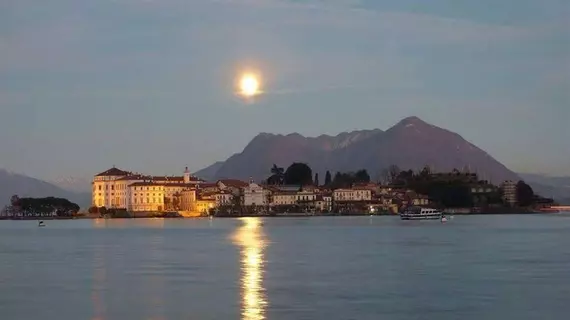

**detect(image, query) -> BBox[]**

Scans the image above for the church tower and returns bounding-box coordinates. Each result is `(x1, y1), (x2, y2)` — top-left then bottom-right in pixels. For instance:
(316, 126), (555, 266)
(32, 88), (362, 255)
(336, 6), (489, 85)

(184, 167), (191, 184)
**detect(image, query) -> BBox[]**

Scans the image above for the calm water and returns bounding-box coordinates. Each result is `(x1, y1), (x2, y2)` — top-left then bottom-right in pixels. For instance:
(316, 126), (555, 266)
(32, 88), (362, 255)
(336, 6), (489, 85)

(1, 215), (569, 320)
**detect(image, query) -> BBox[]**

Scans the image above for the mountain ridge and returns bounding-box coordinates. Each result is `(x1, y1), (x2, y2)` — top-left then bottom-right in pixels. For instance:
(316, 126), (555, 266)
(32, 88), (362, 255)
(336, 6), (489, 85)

(195, 116), (520, 184)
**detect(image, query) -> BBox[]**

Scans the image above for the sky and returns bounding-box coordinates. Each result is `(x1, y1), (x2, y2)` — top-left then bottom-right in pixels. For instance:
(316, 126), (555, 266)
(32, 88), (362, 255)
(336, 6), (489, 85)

(0, 0), (568, 181)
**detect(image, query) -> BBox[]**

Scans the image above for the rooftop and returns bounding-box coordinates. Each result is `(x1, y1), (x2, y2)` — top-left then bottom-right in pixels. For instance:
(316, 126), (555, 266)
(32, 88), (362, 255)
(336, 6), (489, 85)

(217, 179), (249, 188)
(95, 167), (130, 177)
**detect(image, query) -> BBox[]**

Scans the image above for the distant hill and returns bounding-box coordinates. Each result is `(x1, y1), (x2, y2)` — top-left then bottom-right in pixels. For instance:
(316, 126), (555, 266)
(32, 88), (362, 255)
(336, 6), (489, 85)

(194, 161), (225, 181)
(51, 176), (92, 193)
(0, 169), (90, 209)
(518, 173), (570, 203)
(196, 116), (519, 184)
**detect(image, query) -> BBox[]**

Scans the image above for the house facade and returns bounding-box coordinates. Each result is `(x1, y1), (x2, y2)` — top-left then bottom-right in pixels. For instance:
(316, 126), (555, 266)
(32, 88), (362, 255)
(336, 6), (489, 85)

(243, 182), (268, 206)
(333, 188), (372, 202)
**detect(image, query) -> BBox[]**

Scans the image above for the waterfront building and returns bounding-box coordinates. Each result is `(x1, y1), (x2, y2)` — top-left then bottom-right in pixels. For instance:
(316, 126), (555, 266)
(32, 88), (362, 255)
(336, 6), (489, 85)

(333, 188), (372, 202)
(214, 190), (234, 207)
(128, 182), (165, 212)
(500, 180), (517, 206)
(271, 191), (297, 206)
(180, 189), (197, 211)
(470, 184), (497, 206)
(92, 167), (133, 208)
(296, 190), (317, 203)
(177, 189), (214, 215)
(195, 198), (216, 214)
(92, 167), (202, 211)
(410, 193), (430, 206)
(243, 181), (268, 206)
(314, 194), (333, 212)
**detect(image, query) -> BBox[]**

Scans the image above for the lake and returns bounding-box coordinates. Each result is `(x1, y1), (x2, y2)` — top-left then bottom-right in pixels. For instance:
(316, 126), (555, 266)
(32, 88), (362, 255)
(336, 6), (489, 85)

(1, 215), (569, 319)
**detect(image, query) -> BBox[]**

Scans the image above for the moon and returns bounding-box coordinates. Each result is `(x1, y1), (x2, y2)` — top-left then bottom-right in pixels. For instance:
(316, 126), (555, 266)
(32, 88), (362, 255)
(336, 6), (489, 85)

(238, 73), (261, 98)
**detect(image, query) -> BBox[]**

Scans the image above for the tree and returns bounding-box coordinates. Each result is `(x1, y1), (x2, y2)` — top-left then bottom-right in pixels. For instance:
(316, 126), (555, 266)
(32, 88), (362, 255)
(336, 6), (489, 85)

(354, 169), (370, 183)
(99, 206), (108, 215)
(266, 175), (281, 185)
(331, 172), (354, 189)
(10, 195), (20, 206)
(516, 180), (534, 207)
(324, 170), (332, 186)
(267, 164), (285, 185)
(15, 197), (80, 215)
(388, 165), (401, 184)
(284, 163), (313, 185)
(314, 173), (319, 186)
(420, 165), (431, 177)
(88, 206), (99, 214)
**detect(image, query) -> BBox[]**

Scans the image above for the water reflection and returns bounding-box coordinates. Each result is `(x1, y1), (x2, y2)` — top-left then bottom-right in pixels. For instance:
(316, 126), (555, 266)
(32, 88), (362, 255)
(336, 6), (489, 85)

(231, 217), (268, 320)
(146, 227), (166, 320)
(91, 243), (107, 320)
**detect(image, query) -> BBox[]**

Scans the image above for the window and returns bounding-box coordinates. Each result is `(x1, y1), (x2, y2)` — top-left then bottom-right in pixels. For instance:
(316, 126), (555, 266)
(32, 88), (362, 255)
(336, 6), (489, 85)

(111, 185), (114, 190)
(99, 185), (102, 191)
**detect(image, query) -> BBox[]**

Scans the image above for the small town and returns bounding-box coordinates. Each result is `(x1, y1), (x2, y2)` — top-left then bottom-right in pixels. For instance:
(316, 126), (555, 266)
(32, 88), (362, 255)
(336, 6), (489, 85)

(4, 163), (562, 220)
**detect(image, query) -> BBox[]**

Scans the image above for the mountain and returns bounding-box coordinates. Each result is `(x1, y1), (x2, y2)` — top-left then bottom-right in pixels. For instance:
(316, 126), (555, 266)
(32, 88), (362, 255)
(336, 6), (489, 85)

(0, 169), (91, 209)
(51, 176), (92, 193)
(211, 129), (383, 181)
(194, 161), (226, 181)
(198, 116), (519, 184)
(518, 173), (570, 203)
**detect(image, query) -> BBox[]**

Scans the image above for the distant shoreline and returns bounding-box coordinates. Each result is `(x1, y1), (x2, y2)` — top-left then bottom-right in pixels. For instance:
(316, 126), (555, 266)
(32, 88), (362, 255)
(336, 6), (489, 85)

(0, 211), (551, 220)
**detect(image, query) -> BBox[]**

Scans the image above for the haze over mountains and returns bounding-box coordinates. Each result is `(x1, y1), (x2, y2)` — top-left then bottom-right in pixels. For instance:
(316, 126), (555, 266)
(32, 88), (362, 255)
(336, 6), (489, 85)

(0, 169), (90, 209)
(196, 116), (519, 183)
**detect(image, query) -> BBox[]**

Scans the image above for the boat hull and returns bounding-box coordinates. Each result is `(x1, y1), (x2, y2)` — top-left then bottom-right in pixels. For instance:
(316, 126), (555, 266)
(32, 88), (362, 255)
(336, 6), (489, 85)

(400, 213), (442, 220)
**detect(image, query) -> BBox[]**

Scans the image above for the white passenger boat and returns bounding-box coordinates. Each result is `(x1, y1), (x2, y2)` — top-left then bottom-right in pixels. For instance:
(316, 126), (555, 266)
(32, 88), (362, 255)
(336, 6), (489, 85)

(400, 206), (442, 220)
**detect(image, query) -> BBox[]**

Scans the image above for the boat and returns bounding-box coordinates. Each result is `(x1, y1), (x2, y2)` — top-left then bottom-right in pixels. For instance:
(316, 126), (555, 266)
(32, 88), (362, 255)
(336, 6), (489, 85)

(400, 206), (442, 220)
(38, 221), (45, 227)
(440, 215), (448, 223)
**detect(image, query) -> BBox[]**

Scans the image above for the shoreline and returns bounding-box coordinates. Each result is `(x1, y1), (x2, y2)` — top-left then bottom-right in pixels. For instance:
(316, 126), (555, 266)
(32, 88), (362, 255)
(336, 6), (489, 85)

(0, 211), (554, 220)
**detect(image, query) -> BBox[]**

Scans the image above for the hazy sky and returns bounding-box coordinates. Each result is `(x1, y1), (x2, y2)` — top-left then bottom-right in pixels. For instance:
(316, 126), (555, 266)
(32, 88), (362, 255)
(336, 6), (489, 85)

(1, 0), (568, 181)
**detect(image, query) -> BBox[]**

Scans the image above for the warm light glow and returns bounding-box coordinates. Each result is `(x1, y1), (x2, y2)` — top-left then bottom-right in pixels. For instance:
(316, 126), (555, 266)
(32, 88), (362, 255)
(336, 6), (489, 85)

(231, 217), (268, 320)
(238, 73), (261, 98)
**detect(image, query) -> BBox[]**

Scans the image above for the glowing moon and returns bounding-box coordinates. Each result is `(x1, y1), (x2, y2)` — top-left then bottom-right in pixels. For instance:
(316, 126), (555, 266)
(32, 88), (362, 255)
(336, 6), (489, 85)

(239, 74), (261, 98)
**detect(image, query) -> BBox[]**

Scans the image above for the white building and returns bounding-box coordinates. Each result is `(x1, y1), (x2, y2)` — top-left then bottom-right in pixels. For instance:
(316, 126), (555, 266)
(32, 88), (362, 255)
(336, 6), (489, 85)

(92, 167), (136, 209)
(243, 182), (268, 206)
